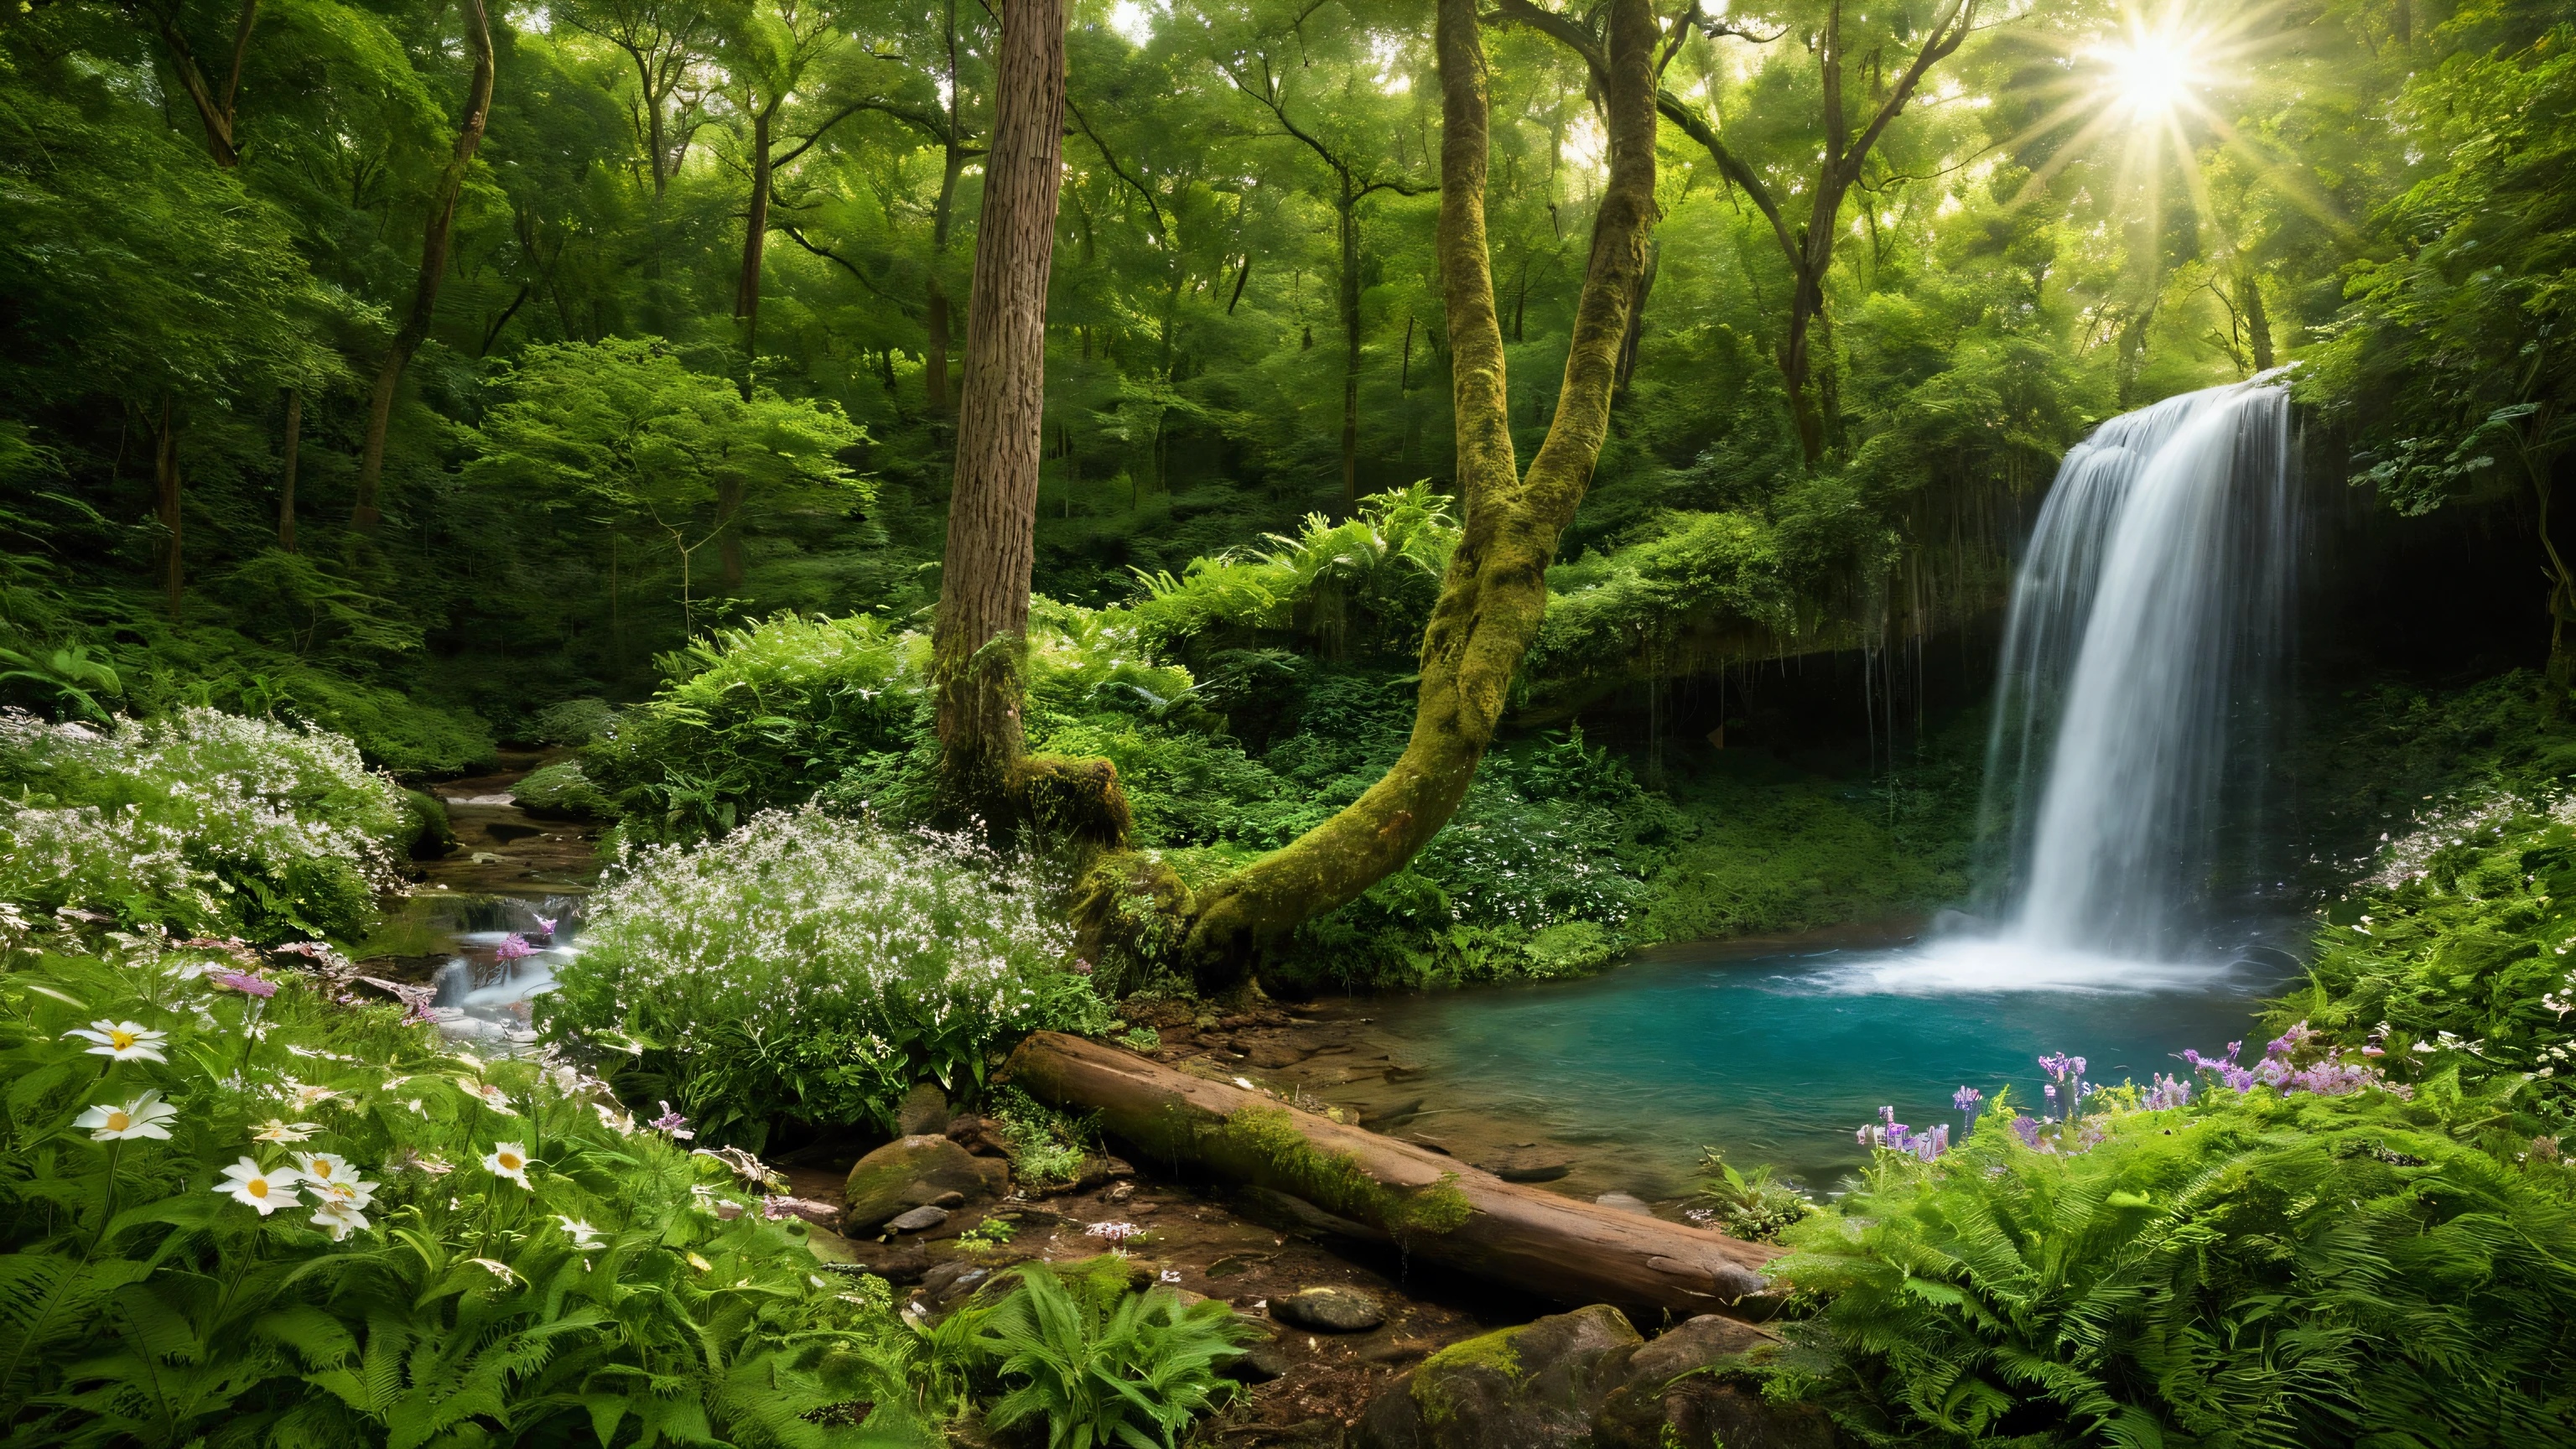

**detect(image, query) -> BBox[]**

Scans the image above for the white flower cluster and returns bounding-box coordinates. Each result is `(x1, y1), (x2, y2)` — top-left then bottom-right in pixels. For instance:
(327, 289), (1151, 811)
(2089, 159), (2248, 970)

(2357, 788), (2576, 891)
(0, 708), (408, 917)
(566, 808), (1077, 1056)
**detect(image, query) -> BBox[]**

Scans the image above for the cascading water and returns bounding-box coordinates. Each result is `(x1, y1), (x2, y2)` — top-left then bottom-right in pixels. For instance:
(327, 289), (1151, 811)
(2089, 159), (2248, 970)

(1976, 373), (2298, 961)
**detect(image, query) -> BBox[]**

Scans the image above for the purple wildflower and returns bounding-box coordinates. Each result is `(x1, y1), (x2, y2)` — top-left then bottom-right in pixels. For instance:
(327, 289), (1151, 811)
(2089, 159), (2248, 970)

(1953, 1085), (1984, 1114)
(213, 971), (278, 999)
(493, 934), (535, 963)
(2009, 1115), (2049, 1150)
(534, 917), (558, 936)
(2142, 1073), (2193, 1111)
(649, 1101), (695, 1140)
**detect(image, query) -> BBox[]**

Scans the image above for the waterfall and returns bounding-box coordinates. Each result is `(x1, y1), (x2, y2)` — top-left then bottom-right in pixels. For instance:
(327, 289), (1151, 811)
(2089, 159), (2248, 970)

(1976, 375), (2297, 961)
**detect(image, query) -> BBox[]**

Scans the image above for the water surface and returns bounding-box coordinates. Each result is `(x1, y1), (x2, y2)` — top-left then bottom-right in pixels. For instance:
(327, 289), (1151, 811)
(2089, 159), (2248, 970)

(1357, 932), (2298, 1193)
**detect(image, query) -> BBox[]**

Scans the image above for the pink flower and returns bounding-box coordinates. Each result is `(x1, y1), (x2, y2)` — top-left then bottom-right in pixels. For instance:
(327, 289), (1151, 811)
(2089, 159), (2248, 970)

(213, 971), (278, 999)
(493, 934), (535, 963)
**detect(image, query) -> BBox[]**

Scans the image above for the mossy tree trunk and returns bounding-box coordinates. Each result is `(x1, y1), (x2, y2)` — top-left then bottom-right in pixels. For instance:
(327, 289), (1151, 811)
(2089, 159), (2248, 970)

(931, 0), (1066, 814)
(1090, 0), (1659, 987)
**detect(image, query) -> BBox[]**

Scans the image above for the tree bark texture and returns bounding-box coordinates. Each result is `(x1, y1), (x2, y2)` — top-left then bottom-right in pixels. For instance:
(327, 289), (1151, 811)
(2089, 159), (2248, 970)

(154, 399), (184, 620)
(735, 105), (776, 373)
(1005, 1033), (1779, 1315)
(277, 387), (300, 552)
(932, 0), (1066, 805)
(1099, 0), (1657, 984)
(351, 0), (494, 530)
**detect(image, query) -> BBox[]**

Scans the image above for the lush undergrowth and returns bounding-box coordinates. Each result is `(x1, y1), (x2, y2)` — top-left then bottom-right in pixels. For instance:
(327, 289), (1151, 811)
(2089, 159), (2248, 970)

(0, 708), (416, 942)
(574, 591), (1974, 993)
(540, 809), (1110, 1149)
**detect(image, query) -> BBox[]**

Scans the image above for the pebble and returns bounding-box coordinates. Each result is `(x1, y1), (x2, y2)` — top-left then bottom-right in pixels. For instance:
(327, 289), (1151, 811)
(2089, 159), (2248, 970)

(1271, 1285), (1386, 1332)
(886, 1205), (950, 1233)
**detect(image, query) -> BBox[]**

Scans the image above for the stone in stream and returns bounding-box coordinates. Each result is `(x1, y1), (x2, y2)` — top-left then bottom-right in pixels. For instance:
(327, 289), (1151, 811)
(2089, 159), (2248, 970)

(1593, 1316), (1832, 1449)
(1219, 1342), (1293, 1383)
(1474, 1148), (1574, 1183)
(886, 1204), (950, 1233)
(1271, 1285), (1386, 1333)
(844, 1135), (1009, 1228)
(1593, 1192), (1654, 1216)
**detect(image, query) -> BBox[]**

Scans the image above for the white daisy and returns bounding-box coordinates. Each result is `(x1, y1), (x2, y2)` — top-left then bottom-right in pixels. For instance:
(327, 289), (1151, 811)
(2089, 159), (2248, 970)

(308, 1198), (370, 1241)
(251, 1119), (319, 1143)
(217, 1157), (300, 1215)
(65, 1020), (169, 1063)
(483, 1142), (532, 1188)
(292, 1151), (360, 1194)
(75, 1090), (177, 1142)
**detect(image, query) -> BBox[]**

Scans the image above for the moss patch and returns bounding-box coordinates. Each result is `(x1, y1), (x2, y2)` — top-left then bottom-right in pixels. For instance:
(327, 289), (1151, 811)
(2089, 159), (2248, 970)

(1217, 1104), (1473, 1240)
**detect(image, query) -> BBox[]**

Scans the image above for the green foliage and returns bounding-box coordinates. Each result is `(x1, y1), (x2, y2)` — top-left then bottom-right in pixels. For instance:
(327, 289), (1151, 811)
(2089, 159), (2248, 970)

(508, 759), (610, 819)
(1776, 1088), (2576, 1447)
(1128, 482), (1462, 661)
(984, 1086), (1097, 1192)
(586, 613), (927, 844)
(540, 808), (1111, 1147)
(0, 709), (408, 942)
(0, 922), (931, 1448)
(964, 1261), (1259, 1449)
(1690, 1149), (1815, 1243)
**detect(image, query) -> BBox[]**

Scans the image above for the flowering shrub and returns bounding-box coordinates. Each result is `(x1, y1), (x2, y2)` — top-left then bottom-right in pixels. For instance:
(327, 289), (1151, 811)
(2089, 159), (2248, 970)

(0, 708), (409, 940)
(541, 808), (1111, 1145)
(0, 917), (934, 1446)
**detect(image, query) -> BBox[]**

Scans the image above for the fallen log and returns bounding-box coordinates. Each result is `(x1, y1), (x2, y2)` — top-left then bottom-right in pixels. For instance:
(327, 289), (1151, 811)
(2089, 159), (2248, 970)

(1002, 1031), (1780, 1319)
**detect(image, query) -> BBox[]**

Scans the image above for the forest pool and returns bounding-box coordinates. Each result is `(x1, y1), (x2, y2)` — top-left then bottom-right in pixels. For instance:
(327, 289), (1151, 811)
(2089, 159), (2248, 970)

(1354, 930), (2303, 1195)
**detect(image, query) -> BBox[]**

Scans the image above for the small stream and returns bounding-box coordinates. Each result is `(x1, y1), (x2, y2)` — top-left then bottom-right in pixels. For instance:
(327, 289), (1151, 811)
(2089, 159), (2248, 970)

(367, 755), (605, 1051)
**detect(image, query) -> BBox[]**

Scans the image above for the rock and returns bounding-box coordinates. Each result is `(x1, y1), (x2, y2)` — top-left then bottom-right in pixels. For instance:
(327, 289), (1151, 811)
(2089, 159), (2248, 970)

(886, 1204), (951, 1233)
(1595, 1316), (1831, 1449)
(1220, 1343), (1294, 1384)
(1273, 1285), (1386, 1333)
(895, 1083), (951, 1137)
(805, 1232), (928, 1283)
(1475, 1149), (1573, 1183)
(1353, 1305), (1642, 1449)
(1245, 1040), (1308, 1069)
(1360, 1338), (1435, 1364)
(927, 1190), (967, 1210)
(1031, 1155), (1136, 1196)
(1594, 1192), (1654, 1216)
(844, 1135), (1009, 1228)
(762, 1195), (844, 1228)
(922, 1259), (996, 1303)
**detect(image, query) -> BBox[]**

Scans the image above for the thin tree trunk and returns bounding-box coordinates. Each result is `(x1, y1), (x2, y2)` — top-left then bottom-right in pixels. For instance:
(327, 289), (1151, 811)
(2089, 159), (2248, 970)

(277, 388), (300, 552)
(1617, 236), (1658, 392)
(1103, 0), (1659, 985)
(735, 104), (776, 388)
(351, 0), (495, 530)
(925, 277), (953, 414)
(154, 398), (184, 620)
(2241, 262), (2274, 371)
(1338, 182), (1362, 515)
(716, 476), (747, 591)
(932, 0), (1068, 811)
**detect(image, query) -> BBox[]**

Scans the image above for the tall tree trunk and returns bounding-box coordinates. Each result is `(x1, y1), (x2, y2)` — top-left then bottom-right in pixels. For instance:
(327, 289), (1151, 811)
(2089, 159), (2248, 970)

(277, 387), (300, 552)
(1338, 181), (1362, 515)
(1781, 265), (1826, 464)
(932, 0), (1067, 810)
(1105, 0), (1659, 985)
(735, 104), (775, 387)
(1617, 236), (1658, 392)
(351, 0), (494, 531)
(154, 399), (184, 620)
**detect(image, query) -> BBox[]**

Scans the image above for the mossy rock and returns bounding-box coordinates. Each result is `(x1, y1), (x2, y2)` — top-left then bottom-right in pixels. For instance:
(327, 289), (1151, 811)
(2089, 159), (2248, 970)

(511, 760), (611, 820)
(1356, 1305), (1640, 1449)
(400, 788), (455, 860)
(843, 1135), (1010, 1229)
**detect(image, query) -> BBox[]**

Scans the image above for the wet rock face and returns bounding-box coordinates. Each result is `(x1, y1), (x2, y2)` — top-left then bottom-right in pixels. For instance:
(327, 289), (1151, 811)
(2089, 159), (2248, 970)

(1272, 1285), (1387, 1333)
(1356, 1307), (1833, 1449)
(894, 1082), (951, 1137)
(842, 1135), (1008, 1229)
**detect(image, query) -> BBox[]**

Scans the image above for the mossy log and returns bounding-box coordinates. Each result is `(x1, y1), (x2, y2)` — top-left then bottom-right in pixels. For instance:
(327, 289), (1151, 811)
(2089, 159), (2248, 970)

(1002, 1031), (1779, 1318)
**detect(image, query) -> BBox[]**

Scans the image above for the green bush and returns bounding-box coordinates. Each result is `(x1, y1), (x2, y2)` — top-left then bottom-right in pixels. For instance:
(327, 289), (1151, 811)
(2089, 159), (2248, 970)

(0, 919), (932, 1448)
(509, 759), (610, 819)
(540, 808), (1112, 1147)
(585, 613), (925, 844)
(527, 696), (618, 747)
(1776, 1081), (2576, 1446)
(0, 708), (409, 942)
